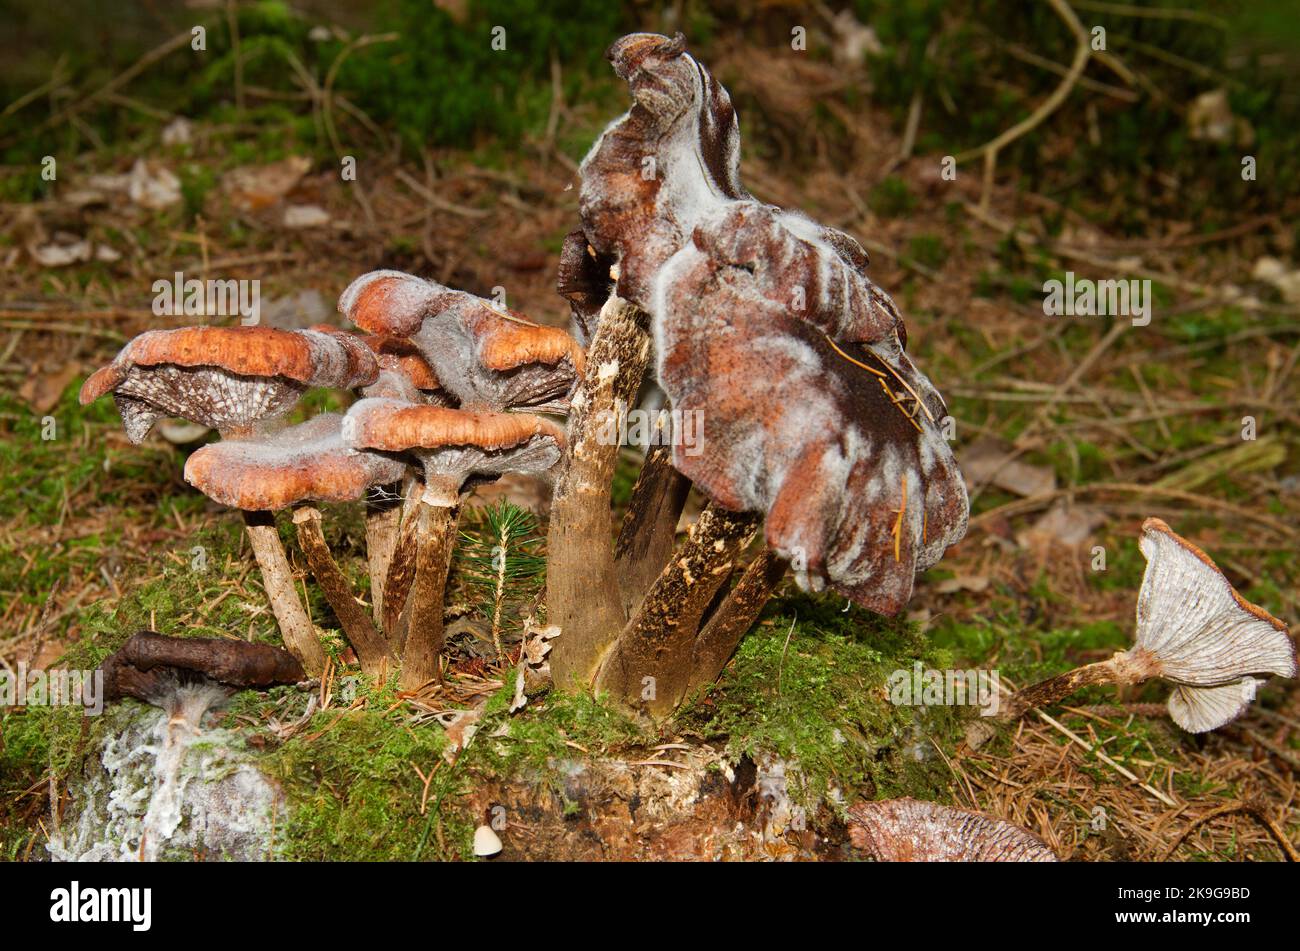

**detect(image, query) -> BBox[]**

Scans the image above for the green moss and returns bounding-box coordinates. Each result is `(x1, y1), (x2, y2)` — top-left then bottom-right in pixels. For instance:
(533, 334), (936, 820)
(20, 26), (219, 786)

(252, 683), (647, 861)
(679, 591), (964, 808)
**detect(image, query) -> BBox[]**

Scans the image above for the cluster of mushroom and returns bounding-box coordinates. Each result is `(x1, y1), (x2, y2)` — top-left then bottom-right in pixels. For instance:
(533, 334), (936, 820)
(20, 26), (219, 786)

(82, 285), (583, 690)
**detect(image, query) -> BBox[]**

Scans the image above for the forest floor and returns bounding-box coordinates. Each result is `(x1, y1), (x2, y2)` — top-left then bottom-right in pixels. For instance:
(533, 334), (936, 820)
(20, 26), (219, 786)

(2, 29), (1299, 862)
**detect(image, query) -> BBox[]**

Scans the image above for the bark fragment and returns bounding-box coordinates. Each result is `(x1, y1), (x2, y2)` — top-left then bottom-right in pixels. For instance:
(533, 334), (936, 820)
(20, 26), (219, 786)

(101, 631), (305, 703)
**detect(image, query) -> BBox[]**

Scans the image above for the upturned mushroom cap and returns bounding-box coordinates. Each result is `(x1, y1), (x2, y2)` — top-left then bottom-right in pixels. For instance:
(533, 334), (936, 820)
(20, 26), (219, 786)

(653, 205), (967, 614)
(847, 798), (1057, 862)
(576, 34), (967, 614)
(1133, 517), (1295, 732)
(80, 326), (378, 442)
(580, 32), (902, 345)
(339, 270), (584, 412)
(184, 413), (406, 511)
(343, 397), (565, 504)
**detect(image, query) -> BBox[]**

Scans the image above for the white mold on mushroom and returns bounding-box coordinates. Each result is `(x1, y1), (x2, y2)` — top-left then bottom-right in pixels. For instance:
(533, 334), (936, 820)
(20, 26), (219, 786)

(580, 33), (969, 614)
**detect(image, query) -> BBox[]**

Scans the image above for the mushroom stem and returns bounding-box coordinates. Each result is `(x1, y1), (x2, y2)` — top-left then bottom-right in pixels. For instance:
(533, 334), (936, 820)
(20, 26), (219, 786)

(382, 485), (426, 638)
(364, 482), (404, 628)
(547, 295), (652, 687)
(399, 496), (461, 692)
(242, 511), (326, 676)
(685, 546), (788, 699)
(614, 444), (691, 614)
(997, 649), (1159, 721)
(293, 505), (396, 681)
(594, 503), (762, 717)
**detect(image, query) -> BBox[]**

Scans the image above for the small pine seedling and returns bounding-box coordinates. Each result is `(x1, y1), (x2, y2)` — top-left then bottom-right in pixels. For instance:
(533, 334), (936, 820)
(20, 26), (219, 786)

(457, 501), (546, 661)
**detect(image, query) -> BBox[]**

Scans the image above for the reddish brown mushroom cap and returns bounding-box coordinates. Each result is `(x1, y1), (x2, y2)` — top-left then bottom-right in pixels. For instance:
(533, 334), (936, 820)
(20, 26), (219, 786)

(79, 326), (377, 402)
(339, 270), (584, 411)
(184, 413), (406, 511)
(79, 326), (379, 443)
(343, 397), (564, 501)
(344, 400), (564, 453)
(359, 334), (442, 393)
(848, 798), (1057, 862)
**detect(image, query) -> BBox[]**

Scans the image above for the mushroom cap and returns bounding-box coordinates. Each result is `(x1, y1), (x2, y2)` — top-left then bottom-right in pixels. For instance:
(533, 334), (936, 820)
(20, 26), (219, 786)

(580, 32), (904, 347)
(359, 334), (441, 393)
(578, 32), (747, 310)
(339, 270), (584, 411)
(80, 325), (377, 403)
(184, 413), (406, 511)
(344, 399), (564, 453)
(1134, 517), (1295, 731)
(79, 326), (379, 442)
(847, 798), (1057, 862)
(342, 397), (564, 499)
(652, 202), (967, 615)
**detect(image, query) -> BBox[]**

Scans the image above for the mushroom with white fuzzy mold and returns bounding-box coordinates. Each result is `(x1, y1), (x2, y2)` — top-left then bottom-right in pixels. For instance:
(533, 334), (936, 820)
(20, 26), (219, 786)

(339, 271), (584, 413)
(999, 517), (1296, 732)
(184, 412), (405, 677)
(342, 398), (565, 690)
(78, 325), (377, 442)
(549, 32), (968, 710)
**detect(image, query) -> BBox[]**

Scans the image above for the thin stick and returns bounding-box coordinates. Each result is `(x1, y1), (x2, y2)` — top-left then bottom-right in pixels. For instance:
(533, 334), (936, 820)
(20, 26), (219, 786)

(7, 30), (195, 147)
(1159, 801), (1298, 862)
(953, 0), (1091, 208)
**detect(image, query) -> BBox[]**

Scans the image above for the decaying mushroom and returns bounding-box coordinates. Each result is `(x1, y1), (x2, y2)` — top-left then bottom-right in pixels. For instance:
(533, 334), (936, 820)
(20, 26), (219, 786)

(546, 33), (967, 712)
(847, 798), (1057, 862)
(184, 413), (406, 678)
(78, 325), (377, 442)
(340, 270), (584, 412)
(1000, 518), (1296, 732)
(100, 631), (305, 704)
(342, 398), (565, 690)
(584, 32), (966, 610)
